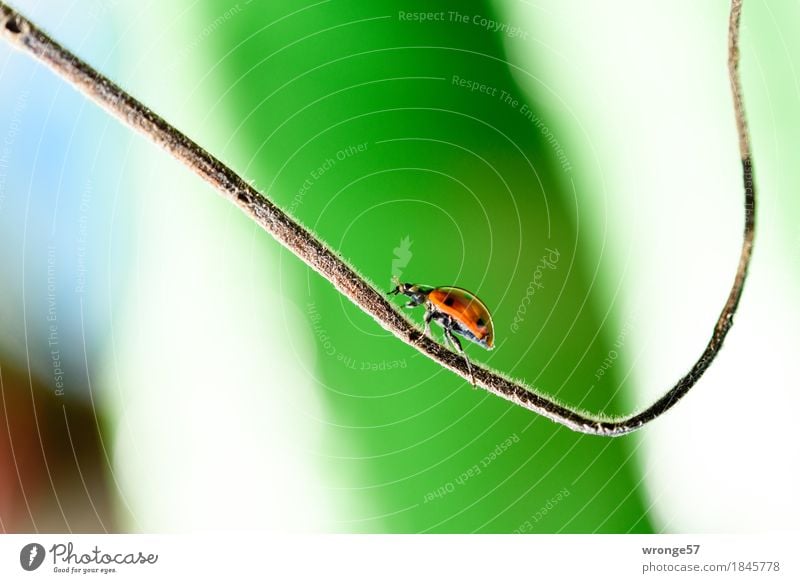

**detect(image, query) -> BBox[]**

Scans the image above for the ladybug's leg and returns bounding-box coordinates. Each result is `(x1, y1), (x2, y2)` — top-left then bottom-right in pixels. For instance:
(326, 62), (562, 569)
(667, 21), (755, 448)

(422, 307), (433, 338)
(402, 295), (423, 309)
(443, 326), (476, 388)
(410, 306), (434, 346)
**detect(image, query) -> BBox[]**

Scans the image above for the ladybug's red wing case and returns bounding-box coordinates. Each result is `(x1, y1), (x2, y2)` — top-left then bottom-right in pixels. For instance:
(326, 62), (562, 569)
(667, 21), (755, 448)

(428, 287), (494, 348)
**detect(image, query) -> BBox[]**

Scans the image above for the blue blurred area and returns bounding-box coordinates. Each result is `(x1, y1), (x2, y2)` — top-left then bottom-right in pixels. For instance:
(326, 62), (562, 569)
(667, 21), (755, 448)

(0, 1), (131, 402)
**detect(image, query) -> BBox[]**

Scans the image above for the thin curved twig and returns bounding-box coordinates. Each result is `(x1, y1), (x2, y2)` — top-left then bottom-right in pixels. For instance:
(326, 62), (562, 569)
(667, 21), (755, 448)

(0, 0), (754, 436)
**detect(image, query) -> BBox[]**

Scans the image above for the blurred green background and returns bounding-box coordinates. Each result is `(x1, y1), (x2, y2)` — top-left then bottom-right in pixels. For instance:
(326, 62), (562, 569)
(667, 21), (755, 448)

(0, 0), (798, 533)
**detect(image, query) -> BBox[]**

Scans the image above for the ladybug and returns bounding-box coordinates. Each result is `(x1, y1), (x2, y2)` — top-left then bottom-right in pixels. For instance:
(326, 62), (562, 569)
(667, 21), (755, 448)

(389, 280), (495, 384)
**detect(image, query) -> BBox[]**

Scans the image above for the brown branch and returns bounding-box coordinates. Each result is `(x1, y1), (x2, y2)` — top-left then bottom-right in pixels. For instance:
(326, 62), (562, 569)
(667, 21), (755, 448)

(0, 0), (755, 436)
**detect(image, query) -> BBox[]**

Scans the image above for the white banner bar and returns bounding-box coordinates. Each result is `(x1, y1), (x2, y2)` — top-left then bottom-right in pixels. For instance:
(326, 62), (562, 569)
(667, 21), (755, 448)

(0, 533), (797, 582)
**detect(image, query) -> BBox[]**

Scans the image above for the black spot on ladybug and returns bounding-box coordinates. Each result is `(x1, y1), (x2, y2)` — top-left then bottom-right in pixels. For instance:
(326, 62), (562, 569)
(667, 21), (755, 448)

(443, 296), (454, 307)
(476, 317), (485, 327)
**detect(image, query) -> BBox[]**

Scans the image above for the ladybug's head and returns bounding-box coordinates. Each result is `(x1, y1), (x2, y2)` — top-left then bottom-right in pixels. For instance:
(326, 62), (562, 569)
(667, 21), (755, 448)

(389, 279), (432, 306)
(389, 280), (414, 295)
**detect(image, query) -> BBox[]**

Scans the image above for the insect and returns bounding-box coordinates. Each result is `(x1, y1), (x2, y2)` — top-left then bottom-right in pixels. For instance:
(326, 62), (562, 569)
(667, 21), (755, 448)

(389, 279), (495, 385)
